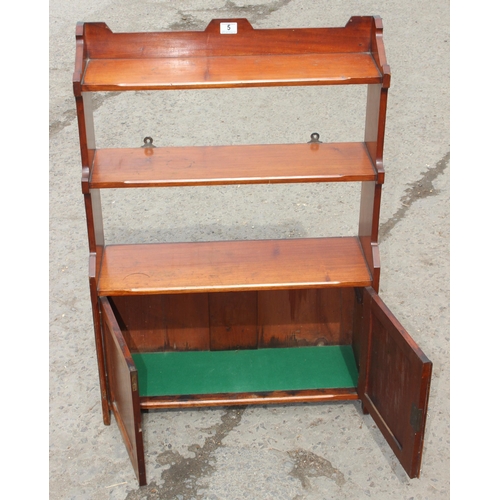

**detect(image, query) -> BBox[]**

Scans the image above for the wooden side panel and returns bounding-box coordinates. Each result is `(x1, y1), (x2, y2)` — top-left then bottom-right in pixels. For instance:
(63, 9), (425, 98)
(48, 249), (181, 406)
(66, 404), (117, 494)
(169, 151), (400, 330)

(89, 255), (110, 424)
(351, 288), (366, 376)
(258, 289), (353, 347)
(209, 292), (258, 350)
(364, 83), (388, 175)
(359, 80), (388, 294)
(358, 181), (381, 292)
(359, 288), (432, 478)
(110, 294), (210, 352)
(100, 297), (146, 486)
(370, 16), (391, 88)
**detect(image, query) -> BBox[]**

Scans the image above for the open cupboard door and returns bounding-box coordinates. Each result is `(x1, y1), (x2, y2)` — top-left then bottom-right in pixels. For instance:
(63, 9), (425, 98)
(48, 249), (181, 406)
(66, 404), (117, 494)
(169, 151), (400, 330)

(100, 297), (146, 485)
(358, 287), (432, 478)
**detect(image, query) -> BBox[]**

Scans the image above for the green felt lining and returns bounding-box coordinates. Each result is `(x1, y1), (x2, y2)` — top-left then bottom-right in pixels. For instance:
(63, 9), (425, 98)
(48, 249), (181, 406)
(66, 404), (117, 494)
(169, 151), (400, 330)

(131, 345), (358, 397)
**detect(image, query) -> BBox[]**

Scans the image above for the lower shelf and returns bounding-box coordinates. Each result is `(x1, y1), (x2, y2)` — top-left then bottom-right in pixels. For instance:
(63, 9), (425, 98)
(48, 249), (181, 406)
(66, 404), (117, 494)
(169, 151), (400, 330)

(131, 345), (358, 397)
(98, 237), (372, 295)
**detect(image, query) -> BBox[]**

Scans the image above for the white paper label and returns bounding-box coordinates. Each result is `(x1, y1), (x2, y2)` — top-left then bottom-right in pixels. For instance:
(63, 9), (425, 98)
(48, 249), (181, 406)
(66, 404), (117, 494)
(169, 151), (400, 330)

(220, 22), (238, 34)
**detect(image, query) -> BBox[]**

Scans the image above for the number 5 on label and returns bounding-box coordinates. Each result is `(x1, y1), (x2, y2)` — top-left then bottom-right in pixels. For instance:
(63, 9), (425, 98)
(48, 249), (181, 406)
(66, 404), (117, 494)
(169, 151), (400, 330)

(220, 22), (238, 34)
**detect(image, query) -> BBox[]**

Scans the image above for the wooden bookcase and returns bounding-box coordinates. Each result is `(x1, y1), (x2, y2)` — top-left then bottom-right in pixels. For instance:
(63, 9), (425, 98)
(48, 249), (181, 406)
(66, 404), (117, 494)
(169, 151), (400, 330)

(73, 16), (432, 486)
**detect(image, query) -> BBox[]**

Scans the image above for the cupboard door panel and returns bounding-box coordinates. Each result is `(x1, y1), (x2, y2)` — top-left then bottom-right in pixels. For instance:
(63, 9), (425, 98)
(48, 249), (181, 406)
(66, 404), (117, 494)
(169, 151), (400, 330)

(101, 297), (146, 485)
(360, 287), (432, 478)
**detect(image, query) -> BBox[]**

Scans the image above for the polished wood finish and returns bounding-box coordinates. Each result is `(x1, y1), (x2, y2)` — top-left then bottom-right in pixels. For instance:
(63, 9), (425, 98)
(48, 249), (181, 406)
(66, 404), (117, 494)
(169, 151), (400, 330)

(77, 17), (389, 92)
(209, 292), (259, 350)
(109, 294), (211, 352)
(358, 287), (432, 479)
(97, 237), (372, 296)
(140, 388), (359, 410)
(258, 288), (354, 347)
(90, 143), (377, 188)
(75, 16), (432, 485)
(358, 181), (382, 292)
(108, 288), (354, 353)
(75, 49), (109, 422)
(82, 18), (372, 59)
(101, 297), (146, 486)
(83, 53), (381, 91)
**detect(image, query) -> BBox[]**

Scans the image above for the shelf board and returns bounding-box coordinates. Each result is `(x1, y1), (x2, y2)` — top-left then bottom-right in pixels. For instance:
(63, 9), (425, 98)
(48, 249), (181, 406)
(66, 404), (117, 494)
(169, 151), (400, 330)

(97, 237), (372, 296)
(75, 17), (389, 92)
(90, 142), (376, 188)
(132, 345), (358, 397)
(82, 52), (381, 91)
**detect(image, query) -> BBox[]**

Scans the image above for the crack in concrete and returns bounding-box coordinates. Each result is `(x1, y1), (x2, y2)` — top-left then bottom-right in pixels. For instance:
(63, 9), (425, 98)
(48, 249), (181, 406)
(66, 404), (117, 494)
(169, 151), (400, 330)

(124, 407), (245, 499)
(287, 448), (345, 490)
(223, 0), (294, 22)
(167, 13), (207, 31)
(379, 151), (450, 242)
(49, 92), (121, 138)
(50, 108), (78, 137)
(170, 0), (293, 30)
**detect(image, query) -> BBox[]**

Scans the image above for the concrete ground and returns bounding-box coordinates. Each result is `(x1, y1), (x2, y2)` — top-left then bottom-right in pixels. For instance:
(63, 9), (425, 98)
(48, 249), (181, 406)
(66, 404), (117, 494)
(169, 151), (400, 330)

(49, 1), (450, 498)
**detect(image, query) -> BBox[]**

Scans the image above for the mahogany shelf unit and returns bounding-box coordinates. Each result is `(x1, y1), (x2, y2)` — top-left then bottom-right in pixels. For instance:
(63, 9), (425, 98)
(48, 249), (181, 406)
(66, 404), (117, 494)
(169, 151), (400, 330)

(74, 16), (432, 486)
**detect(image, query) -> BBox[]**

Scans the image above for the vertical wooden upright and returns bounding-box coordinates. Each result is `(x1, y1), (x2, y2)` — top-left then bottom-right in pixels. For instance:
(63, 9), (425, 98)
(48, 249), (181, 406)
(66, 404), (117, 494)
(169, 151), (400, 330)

(358, 17), (390, 293)
(73, 23), (109, 424)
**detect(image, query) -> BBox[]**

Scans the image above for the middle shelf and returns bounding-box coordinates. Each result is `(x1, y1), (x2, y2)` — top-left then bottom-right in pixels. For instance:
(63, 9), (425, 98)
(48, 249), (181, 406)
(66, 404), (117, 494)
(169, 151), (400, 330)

(89, 142), (379, 188)
(97, 237), (372, 296)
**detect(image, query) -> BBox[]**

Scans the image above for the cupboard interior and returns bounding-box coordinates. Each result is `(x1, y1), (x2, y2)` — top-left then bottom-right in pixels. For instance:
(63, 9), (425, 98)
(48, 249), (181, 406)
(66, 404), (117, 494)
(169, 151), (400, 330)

(107, 287), (365, 399)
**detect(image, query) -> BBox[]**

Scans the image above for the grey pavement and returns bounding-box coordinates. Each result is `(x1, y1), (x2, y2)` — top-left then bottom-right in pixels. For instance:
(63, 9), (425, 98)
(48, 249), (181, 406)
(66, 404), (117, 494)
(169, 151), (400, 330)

(49, 1), (450, 499)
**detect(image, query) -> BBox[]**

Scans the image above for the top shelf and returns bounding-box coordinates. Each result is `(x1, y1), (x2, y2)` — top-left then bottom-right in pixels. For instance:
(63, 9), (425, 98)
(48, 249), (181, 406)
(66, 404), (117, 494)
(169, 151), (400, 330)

(82, 52), (380, 91)
(74, 17), (390, 92)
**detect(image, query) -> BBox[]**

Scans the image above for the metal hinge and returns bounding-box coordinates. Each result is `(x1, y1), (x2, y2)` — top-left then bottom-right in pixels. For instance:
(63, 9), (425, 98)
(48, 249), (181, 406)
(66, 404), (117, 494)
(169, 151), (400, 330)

(410, 403), (423, 433)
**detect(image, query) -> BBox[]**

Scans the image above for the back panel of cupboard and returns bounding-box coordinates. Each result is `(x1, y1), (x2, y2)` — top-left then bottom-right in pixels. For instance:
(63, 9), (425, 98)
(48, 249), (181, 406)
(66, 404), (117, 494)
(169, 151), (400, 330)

(110, 288), (356, 352)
